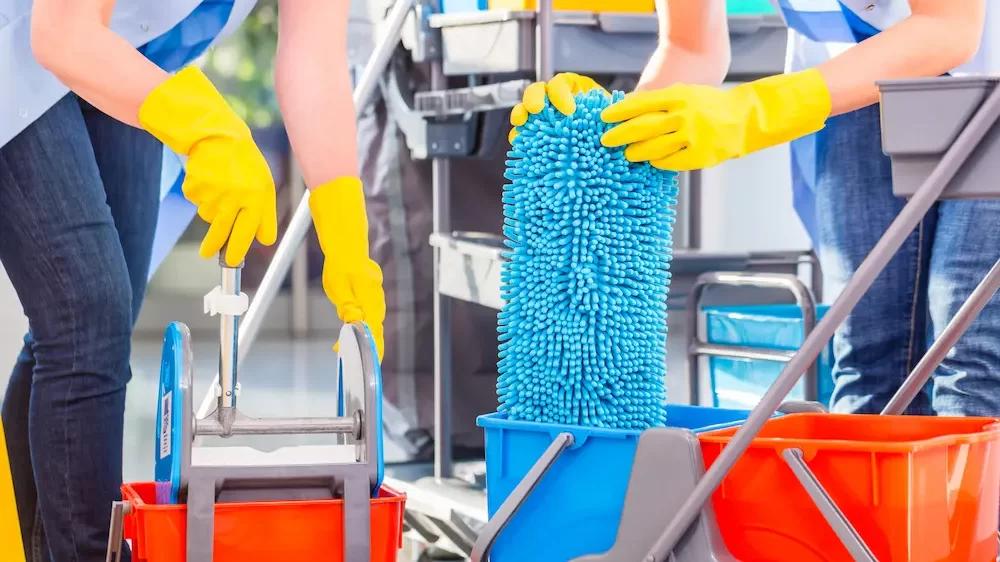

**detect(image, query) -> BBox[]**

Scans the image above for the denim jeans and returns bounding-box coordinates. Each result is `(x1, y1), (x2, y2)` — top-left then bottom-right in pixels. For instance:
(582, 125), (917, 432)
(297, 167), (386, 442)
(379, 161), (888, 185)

(0, 94), (162, 561)
(815, 103), (1000, 417)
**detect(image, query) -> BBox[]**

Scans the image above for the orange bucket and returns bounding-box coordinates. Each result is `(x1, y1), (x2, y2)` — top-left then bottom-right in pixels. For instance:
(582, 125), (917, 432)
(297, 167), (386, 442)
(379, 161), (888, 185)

(121, 482), (405, 562)
(699, 413), (1000, 562)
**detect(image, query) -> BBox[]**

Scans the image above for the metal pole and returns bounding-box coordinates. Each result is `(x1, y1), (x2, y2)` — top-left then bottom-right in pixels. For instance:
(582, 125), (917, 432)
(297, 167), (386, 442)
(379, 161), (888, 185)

(687, 170), (702, 250)
(217, 257), (242, 435)
(883, 258), (1000, 415)
(646, 81), (1000, 561)
(195, 415), (358, 436)
(195, 0), (416, 421)
(809, 250), (824, 302)
(535, 0), (554, 81)
(431, 59), (453, 480)
(290, 158), (309, 337)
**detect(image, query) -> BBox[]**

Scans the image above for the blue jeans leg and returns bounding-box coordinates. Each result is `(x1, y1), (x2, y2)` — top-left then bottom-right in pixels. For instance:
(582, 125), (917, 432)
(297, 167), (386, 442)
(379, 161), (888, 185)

(927, 200), (1000, 417)
(815, 103), (936, 415)
(0, 94), (161, 562)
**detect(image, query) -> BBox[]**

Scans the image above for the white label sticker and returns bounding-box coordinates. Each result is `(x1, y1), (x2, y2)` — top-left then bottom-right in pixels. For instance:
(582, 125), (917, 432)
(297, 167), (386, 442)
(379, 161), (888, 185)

(160, 391), (172, 460)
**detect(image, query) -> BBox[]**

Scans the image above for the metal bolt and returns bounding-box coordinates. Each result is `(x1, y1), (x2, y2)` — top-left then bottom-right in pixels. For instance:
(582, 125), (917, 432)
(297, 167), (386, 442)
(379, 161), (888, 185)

(140, 21), (150, 31)
(454, 142), (461, 150)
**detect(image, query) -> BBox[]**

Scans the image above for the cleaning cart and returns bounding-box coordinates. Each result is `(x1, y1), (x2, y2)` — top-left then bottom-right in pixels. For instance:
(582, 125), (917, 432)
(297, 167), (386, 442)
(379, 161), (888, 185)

(104, 251), (405, 562)
(686, 270), (833, 409)
(471, 76), (1000, 562)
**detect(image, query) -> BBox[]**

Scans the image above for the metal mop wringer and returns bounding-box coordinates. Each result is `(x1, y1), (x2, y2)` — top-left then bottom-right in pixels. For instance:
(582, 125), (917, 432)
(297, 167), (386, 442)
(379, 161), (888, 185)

(107, 248), (386, 562)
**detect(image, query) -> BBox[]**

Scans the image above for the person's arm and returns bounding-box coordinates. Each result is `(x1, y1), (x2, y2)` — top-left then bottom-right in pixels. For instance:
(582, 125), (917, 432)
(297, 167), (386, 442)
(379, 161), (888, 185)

(818, 0), (985, 116)
(30, 0), (168, 127)
(601, 0), (987, 171)
(33, 0), (279, 267)
(636, 0), (730, 90)
(274, 0), (386, 360)
(274, 0), (357, 189)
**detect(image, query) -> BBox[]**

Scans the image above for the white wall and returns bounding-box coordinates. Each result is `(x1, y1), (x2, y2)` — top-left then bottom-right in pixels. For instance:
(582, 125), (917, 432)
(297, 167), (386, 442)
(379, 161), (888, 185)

(0, 266), (27, 394)
(695, 82), (811, 254)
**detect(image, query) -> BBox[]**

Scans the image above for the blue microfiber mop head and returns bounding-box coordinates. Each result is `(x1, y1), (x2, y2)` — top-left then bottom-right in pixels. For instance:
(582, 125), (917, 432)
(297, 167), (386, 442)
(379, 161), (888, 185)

(498, 89), (678, 430)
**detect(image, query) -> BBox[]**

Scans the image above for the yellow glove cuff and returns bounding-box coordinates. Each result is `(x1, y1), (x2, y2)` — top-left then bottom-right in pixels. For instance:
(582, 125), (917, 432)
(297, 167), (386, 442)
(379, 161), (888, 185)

(308, 177), (369, 257)
(138, 66), (249, 156)
(733, 68), (833, 156)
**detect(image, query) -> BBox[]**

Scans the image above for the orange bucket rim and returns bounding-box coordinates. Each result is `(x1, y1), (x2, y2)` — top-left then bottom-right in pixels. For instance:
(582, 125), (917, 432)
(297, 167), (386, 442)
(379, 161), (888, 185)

(120, 482), (407, 511)
(697, 413), (1000, 453)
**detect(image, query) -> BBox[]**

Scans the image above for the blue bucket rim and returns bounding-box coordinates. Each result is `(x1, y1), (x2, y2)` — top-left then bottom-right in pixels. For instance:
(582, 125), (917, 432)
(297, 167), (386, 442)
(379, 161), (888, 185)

(478, 404), (771, 437)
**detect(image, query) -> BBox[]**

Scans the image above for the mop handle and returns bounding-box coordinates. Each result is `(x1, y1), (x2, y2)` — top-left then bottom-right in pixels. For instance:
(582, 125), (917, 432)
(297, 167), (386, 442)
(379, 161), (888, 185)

(646, 81), (1000, 561)
(211, 244), (246, 434)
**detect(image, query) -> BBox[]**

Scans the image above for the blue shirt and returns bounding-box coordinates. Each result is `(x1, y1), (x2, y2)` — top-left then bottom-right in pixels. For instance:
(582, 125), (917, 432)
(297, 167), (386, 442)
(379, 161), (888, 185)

(771, 0), (997, 246)
(140, 1), (236, 72)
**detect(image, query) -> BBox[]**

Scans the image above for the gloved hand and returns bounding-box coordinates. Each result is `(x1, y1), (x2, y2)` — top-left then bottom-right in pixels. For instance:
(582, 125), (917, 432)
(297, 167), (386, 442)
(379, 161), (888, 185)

(509, 72), (608, 143)
(309, 177), (386, 362)
(600, 68), (832, 171)
(139, 66), (278, 267)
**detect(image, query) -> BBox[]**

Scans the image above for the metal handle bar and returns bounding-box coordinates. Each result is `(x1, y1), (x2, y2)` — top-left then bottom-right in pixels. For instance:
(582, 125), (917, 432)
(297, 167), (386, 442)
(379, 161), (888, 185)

(782, 449), (878, 561)
(686, 271), (818, 406)
(195, 413), (363, 438)
(470, 433), (575, 562)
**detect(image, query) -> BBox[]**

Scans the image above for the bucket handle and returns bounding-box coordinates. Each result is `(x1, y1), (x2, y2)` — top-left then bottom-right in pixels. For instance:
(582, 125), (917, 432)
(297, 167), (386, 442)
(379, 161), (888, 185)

(686, 271), (819, 406)
(470, 432), (575, 562)
(782, 449), (878, 561)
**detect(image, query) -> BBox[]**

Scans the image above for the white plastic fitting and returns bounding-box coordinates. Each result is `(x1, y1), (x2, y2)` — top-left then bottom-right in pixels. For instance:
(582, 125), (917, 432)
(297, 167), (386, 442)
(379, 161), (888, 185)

(203, 286), (250, 317)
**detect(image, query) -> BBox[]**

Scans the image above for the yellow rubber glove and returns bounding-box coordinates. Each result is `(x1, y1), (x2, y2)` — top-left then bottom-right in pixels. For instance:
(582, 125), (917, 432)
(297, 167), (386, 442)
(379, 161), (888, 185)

(509, 72), (609, 143)
(310, 178), (386, 362)
(0, 421), (24, 562)
(600, 68), (832, 171)
(139, 66), (278, 267)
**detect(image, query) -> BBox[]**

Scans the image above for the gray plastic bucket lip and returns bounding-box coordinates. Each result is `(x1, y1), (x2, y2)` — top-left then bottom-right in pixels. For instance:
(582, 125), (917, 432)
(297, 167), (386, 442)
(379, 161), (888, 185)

(877, 75), (1000, 92)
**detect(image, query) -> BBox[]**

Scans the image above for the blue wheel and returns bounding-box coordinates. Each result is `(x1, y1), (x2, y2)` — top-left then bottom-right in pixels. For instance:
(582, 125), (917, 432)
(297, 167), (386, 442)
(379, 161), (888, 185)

(154, 322), (193, 505)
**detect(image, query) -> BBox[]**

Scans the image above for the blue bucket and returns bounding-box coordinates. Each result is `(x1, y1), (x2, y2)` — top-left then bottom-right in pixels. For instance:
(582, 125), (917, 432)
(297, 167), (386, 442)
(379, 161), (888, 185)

(703, 304), (834, 409)
(478, 404), (757, 562)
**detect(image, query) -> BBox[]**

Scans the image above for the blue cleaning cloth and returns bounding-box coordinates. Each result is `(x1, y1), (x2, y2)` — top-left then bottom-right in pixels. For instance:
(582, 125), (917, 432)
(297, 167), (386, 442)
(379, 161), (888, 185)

(498, 89), (678, 430)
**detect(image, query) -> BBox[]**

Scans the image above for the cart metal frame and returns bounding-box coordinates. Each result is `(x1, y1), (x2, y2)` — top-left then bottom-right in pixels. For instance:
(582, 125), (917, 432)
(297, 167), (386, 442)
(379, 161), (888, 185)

(685, 269), (821, 407)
